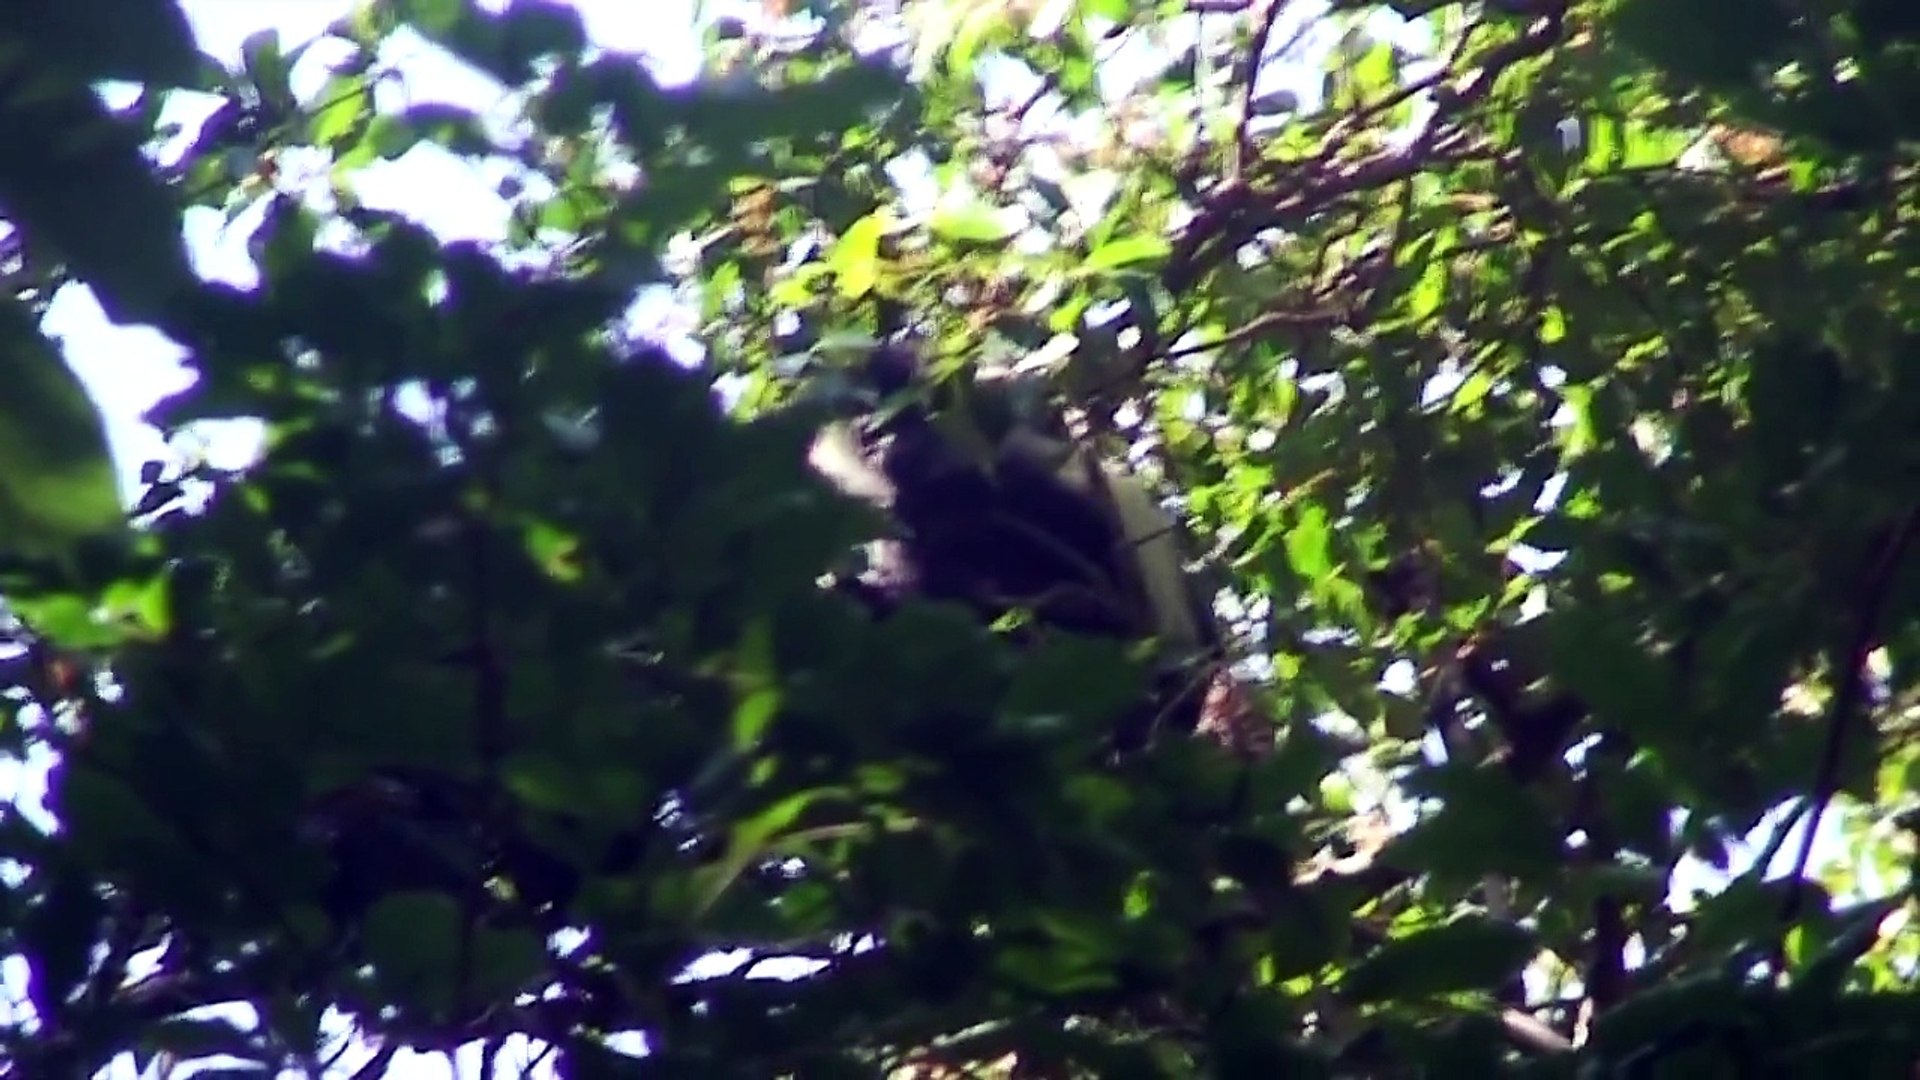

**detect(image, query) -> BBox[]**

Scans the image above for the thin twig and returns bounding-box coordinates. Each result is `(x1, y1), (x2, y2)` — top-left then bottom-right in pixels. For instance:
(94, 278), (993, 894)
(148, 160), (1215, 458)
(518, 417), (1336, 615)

(1779, 506), (1920, 931)
(1230, 0), (1289, 182)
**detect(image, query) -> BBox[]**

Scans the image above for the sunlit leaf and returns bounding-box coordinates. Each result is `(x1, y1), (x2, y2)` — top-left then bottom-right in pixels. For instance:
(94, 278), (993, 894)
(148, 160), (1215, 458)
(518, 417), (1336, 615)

(830, 211), (888, 299)
(929, 198), (1024, 245)
(1083, 234), (1171, 273)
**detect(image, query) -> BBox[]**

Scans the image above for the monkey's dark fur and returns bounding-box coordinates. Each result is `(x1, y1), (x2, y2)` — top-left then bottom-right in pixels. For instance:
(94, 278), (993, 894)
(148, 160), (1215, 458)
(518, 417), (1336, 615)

(808, 344), (1228, 751)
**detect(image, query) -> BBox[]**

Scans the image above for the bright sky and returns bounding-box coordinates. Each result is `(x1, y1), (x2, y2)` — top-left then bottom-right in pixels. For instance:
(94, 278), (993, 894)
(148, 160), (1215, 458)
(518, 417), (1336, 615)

(1, 1), (1856, 1076)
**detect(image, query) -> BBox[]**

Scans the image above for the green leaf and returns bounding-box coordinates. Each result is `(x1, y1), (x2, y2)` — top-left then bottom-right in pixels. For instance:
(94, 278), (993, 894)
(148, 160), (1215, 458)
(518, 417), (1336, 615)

(241, 30), (296, 115)
(733, 684), (783, 747)
(470, 925), (547, 999)
(1350, 39), (1401, 97)
(1083, 234), (1171, 273)
(1407, 253), (1447, 321)
(690, 791), (827, 918)
(99, 574), (172, 636)
(1284, 502), (1333, 581)
(1341, 915), (1536, 1003)
(1380, 765), (1566, 881)
(1449, 369), (1495, 414)
(307, 73), (373, 150)
(1611, 0), (1795, 91)
(929, 198), (1023, 245)
(830, 212), (887, 299)
(1545, 602), (1681, 744)
(949, 7), (1013, 79)
(1791, 898), (1901, 1000)
(363, 892), (464, 1012)
(395, 0), (465, 35)
(1004, 636), (1146, 736)
(0, 299), (126, 558)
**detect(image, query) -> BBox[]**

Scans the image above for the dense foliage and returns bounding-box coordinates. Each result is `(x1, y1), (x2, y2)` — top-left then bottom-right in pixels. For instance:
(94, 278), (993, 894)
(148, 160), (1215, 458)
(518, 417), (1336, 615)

(0, 0), (1916, 1075)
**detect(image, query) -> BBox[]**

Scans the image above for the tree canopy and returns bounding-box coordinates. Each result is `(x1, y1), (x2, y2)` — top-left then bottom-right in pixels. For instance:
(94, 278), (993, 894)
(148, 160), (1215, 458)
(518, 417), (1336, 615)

(0, 0), (1917, 1076)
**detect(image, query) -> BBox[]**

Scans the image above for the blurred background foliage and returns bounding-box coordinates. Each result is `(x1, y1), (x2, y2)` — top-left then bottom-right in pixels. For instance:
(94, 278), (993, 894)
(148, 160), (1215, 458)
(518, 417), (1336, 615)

(0, 0), (1916, 1075)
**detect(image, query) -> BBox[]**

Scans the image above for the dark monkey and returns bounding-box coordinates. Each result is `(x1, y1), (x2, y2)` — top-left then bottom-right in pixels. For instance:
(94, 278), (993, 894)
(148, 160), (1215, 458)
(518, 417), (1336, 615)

(805, 343), (1262, 753)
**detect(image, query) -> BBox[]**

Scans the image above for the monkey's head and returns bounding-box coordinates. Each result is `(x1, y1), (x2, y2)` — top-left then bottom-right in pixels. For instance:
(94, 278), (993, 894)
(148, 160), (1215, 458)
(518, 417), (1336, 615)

(809, 342), (1056, 521)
